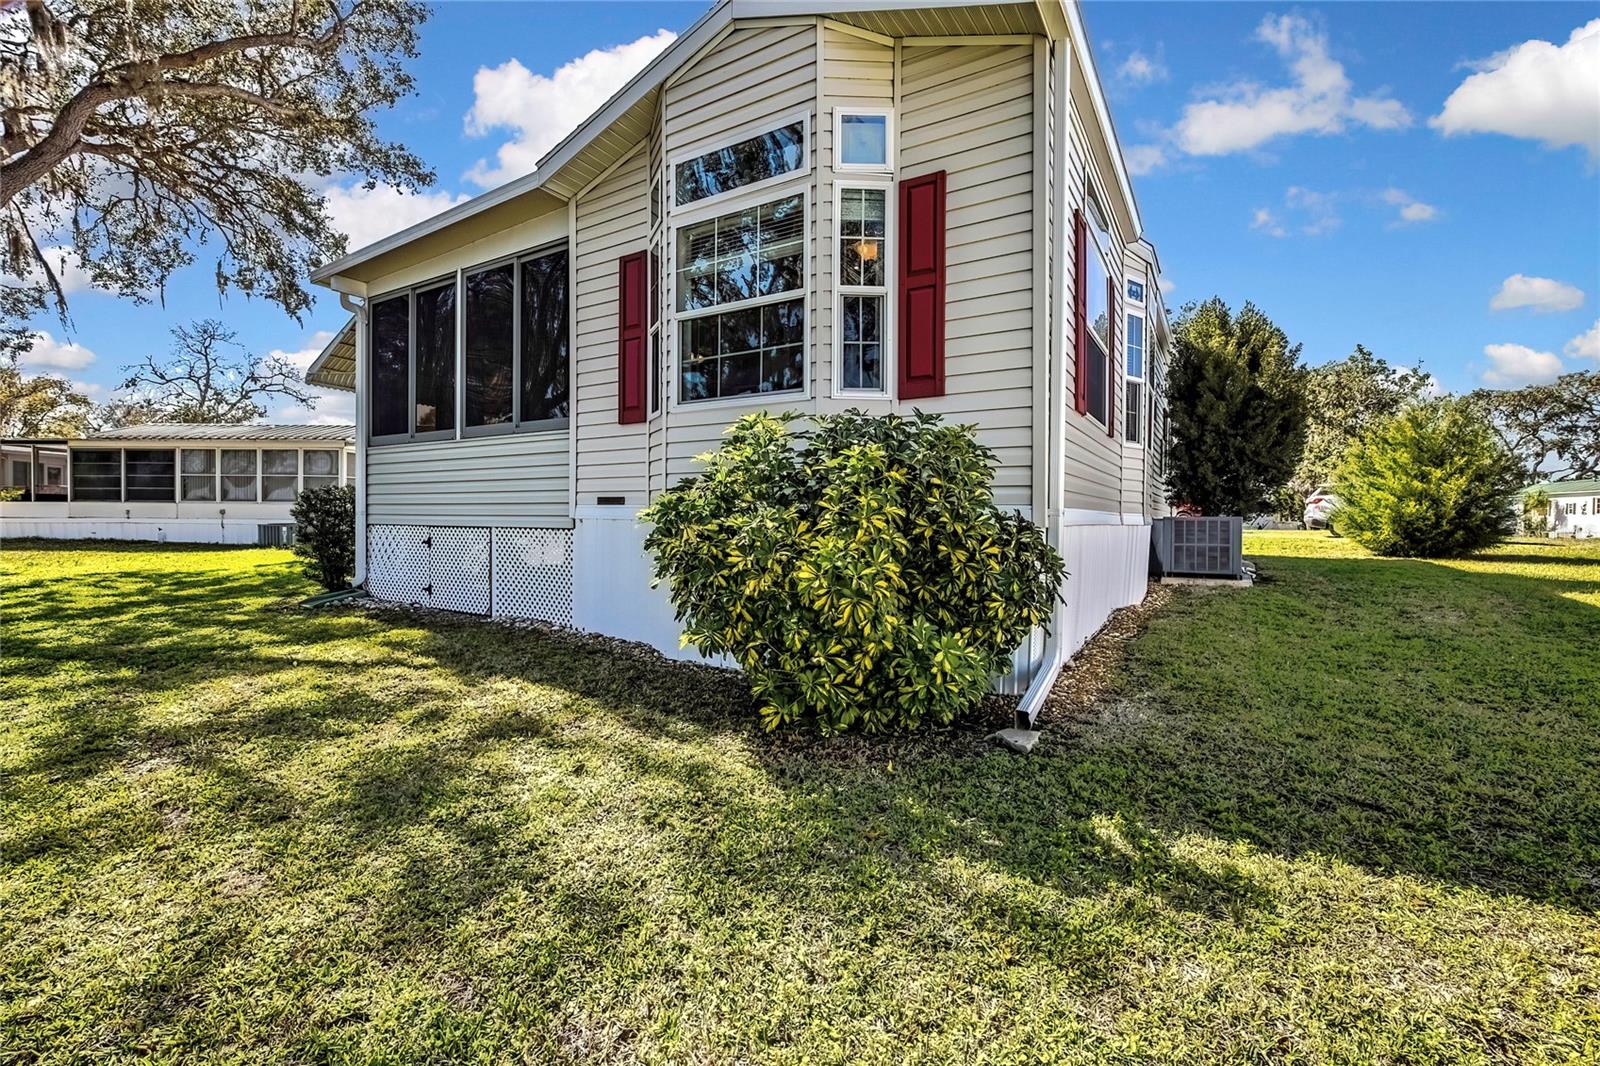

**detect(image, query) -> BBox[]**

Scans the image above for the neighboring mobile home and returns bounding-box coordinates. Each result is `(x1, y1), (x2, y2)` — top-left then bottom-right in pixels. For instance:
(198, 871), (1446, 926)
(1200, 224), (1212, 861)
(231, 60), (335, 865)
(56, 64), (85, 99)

(1525, 478), (1600, 538)
(306, 0), (1173, 721)
(0, 424), (355, 544)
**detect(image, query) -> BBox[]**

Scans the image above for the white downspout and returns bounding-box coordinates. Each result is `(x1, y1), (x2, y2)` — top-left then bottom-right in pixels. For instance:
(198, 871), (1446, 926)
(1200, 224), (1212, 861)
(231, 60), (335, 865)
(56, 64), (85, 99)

(340, 291), (369, 586)
(1017, 32), (1075, 730)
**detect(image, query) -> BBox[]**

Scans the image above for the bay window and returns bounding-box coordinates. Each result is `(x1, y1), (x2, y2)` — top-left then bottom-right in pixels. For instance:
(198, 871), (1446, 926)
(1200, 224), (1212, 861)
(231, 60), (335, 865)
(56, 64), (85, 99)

(372, 243), (570, 444)
(1125, 310), (1145, 444)
(836, 185), (890, 394)
(836, 109), (892, 171)
(674, 121), (805, 206)
(676, 191), (806, 402)
(1083, 195), (1114, 425)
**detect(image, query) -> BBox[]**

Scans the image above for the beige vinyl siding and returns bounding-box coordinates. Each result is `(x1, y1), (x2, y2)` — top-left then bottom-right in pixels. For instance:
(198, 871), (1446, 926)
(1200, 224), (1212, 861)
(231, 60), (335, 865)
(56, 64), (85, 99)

(367, 432), (568, 526)
(1060, 104), (1124, 515)
(660, 22), (819, 491)
(900, 42), (1035, 509)
(573, 143), (651, 505)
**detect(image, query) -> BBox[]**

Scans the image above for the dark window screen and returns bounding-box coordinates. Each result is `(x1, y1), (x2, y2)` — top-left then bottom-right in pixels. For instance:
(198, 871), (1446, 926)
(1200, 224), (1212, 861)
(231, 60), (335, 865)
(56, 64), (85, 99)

(371, 294), (410, 437)
(465, 264), (514, 427)
(520, 248), (570, 423)
(414, 282), (456, 434)
(124, 449), (175, 501)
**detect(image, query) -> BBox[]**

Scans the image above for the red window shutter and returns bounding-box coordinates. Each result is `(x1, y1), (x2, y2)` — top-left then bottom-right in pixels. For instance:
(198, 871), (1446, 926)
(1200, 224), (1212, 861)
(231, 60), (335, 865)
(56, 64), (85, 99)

(898, 170), (946, 400)
(617, 251), (647, 424)
(1107, 276), (1117, 438)
(1073, 210), (1089, 416)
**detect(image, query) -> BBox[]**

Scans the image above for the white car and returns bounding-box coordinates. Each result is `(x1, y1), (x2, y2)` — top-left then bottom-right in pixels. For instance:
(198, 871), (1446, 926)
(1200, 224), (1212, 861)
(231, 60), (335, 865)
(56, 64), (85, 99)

(1304, 488), (1341, 530)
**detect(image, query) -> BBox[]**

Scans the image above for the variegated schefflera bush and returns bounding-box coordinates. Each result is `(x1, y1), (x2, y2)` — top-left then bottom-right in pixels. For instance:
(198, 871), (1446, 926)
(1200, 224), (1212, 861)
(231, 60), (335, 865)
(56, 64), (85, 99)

(641, 410), (1066, 734)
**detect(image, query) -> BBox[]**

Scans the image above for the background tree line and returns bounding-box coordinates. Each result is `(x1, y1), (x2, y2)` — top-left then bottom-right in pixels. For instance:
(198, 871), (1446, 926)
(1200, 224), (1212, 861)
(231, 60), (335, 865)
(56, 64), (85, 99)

(1163, 296), (1599, 524)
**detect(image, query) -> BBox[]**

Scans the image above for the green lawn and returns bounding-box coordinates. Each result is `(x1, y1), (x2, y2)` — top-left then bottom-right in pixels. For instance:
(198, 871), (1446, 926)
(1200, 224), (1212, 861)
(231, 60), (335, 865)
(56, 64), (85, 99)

(2, 534), (1597, 1064)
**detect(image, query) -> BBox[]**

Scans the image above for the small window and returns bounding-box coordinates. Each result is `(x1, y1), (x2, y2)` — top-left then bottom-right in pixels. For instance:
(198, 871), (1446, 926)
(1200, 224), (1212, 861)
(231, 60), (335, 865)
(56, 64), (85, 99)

(674, 122), (805, 206)
(70, 449), (121, 501)
(837, 110), (891, 171)
(302, 450), (340, 491)
(181, 449), (216, 501)
(262, 450), (298, 502)
(221, 449), (257, 501)
(1127, 279), (1145, 303)
(345, 451), (356, 482)
(1125, 311), (1145, 445)
(837, 186), (890, 394)
(124, 449), (175, 502)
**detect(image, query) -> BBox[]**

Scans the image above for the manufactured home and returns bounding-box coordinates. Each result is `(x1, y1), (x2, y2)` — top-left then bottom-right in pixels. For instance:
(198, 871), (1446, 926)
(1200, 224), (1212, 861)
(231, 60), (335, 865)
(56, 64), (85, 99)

(307, 0), (1173, 721)
(1525, 478), (1600, 539)
(0, 424), (355, 545)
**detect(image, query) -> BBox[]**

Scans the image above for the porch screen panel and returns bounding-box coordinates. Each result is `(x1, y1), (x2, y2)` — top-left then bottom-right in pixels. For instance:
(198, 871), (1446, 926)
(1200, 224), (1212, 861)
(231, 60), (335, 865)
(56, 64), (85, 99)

(371, 294), (409, 439)
(70, 449), (121, 501)
(181, 448), (217, 500)
(414, 282), (457, 434)
(302, 450), (339, 491)
(262, 449), (299, 501)
(221, 449), (257, 501)
(521, 247), (570, 425)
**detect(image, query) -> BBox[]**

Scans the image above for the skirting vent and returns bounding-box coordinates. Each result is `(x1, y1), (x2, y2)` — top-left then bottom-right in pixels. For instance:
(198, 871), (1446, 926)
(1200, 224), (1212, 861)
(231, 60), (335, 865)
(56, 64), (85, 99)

(366, 524), (573, 625)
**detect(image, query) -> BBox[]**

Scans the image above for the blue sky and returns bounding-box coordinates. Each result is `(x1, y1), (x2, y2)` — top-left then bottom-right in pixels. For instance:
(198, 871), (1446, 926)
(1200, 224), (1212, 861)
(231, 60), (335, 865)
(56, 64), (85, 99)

(21, 1), (1600, 423)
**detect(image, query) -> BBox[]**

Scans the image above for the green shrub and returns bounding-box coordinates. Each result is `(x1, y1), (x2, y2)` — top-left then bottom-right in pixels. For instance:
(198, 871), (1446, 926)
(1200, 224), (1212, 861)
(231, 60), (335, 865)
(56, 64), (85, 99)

(1333, 399), (1521, 557)
(641, 411), (1065, 734)
(290, 484), (355, 590)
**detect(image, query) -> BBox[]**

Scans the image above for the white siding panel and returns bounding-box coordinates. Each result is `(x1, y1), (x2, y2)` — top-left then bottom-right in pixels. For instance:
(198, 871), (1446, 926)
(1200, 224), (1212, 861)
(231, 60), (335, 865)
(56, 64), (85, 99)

(367, 432), (569, 526)
(574, 143), (651, 505)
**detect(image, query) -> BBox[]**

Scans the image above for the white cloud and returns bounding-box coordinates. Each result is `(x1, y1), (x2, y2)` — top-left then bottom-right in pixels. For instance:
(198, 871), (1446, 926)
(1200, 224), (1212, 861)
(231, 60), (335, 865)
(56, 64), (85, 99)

(1431, 19), (1600, 159)
(27, 247), (96, 295)
(71, 379), (106, 400)
(1118, 48), (1168, 86)
(1380, 187), (1439, 226)
(265, 329), (357, 425)
(1481, 342), (1564, 386)
(1173, 13), (1410, 157)
(321, 183), (472, 254)
(1251, 186), (1339, 237)
(465, 30), (678, 189)
(1489, 274), (1585, 313)
(1566, 319), (1600, 361)
(22, 330), (97, 371)
(1124, 143), (1168, 176)
(1157, 276), (1175, 296)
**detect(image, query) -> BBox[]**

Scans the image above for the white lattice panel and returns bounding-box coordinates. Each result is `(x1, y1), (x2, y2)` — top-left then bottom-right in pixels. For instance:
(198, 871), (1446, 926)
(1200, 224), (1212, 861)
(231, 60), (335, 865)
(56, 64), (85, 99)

(492, 528), (574, 625)
(367, 525), (429, 605)
(431, 526), (491, 615)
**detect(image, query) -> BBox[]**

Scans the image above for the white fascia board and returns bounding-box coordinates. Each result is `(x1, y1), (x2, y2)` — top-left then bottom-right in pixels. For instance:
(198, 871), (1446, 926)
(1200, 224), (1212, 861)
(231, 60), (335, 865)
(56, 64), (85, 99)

(311, 1), (734, 287)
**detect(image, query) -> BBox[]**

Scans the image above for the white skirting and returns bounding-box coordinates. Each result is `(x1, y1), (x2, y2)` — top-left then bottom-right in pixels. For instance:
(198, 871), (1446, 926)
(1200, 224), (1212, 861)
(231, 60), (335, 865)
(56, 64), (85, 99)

(363, 511), (1154, 695)
(1, 517), (264, 545)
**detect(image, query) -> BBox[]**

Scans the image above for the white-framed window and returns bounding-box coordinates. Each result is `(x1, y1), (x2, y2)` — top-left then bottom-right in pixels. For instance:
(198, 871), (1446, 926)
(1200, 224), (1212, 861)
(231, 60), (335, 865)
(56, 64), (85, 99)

(220, 449), (257, 501)
(672, 118), (807, 209)
(302, 450), (340, 491)
(672, 182), (809, 405)
(1124, 305), (1145, 445)
(834, 183), (892, 395)
(1083, 192), (1115, 426)
(180, 448), (217, 501)
(835, 108), (892, 173)
(262, 449), (299, 502)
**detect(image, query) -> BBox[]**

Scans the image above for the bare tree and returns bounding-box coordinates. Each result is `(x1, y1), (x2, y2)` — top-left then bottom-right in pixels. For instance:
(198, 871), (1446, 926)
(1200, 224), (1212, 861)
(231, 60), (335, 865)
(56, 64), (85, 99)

(0, 0), (433, 355)
(106, 318), (316, 426)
